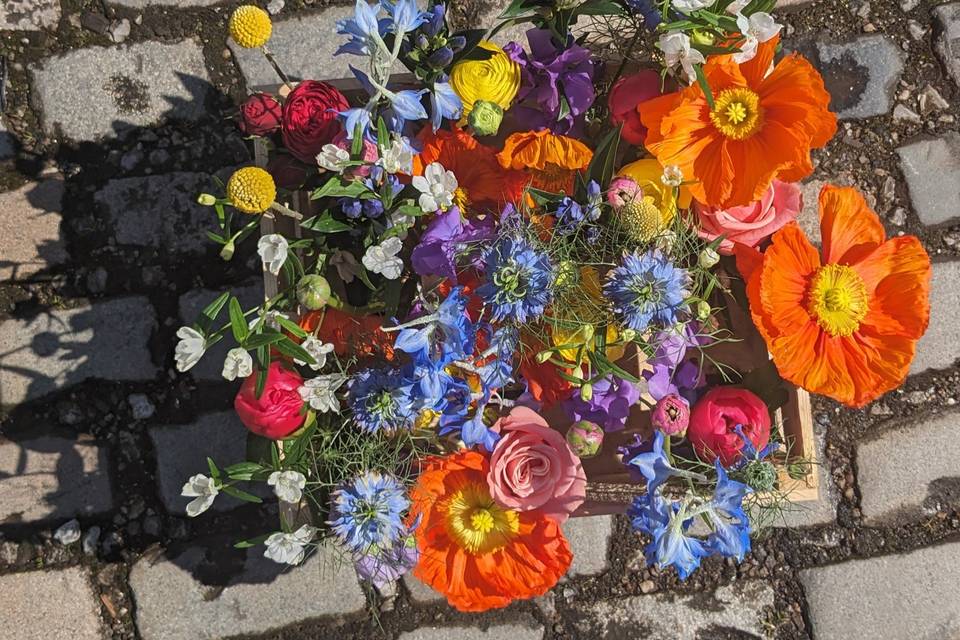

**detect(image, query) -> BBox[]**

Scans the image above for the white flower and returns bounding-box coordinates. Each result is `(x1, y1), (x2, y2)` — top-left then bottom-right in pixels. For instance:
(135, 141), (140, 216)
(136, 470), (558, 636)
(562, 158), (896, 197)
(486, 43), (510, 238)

(181, 474), (219, 517)
(175, 326), (206, 372)
(296, 336), (334, 371)
(222, 347), (253, 381)
(264, 525), (317, 565)
(733, 12), (782, 63)
(659, 32), (705, 84)
(377, 136), (414, 175)
(248, 309), (287, 331)
(672, 0), (712, 11)
(316, 144), (351, 172)
(726, 0), (748, 12)
(267, 470), (307, 503)
(299, 374), (346, 413)
(330, 249), (361, 284)
(258, 234), (289, 276)
(661, 164), (684, 187)
(411, 162), (458, 213)
(54, 519), (81, 545)
(362, 237), (404, 280)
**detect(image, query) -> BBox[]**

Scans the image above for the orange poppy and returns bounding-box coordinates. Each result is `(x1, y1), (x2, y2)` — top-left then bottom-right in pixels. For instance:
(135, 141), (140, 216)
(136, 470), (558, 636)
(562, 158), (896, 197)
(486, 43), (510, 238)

(639, 35), (836, 209)
(735, 185), (930, 407)
(414, 127), (529, 213)
(298, 307), (395, 361)
(496, 129), (593, 195)
(410, 449), (572, 612)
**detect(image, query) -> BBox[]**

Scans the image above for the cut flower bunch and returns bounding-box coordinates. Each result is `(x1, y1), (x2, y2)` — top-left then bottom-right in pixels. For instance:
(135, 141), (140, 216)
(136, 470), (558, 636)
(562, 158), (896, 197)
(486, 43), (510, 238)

(174, 0), (932, 611)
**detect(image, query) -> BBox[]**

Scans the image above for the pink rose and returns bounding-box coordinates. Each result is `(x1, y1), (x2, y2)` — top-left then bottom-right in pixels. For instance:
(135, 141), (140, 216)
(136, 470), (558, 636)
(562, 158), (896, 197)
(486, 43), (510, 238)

(234, 362), (306, 440)
(488, 407), (587, 523)
(687, 387), (771, 467)
(608, 70), (664, 145)
(694, 180), (802, 255)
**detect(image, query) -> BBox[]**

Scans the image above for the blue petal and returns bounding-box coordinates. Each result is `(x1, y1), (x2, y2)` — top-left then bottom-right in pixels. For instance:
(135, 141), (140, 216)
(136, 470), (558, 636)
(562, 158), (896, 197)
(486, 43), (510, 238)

(354, 0), (382, 36)
(339, 108), (373, 139)
(394, 326), (432, 355)
(389, 89), (428, 121)
(625, 431), (681, 494)
(651, 521), (710, 580)
(705, 507), (751, 562)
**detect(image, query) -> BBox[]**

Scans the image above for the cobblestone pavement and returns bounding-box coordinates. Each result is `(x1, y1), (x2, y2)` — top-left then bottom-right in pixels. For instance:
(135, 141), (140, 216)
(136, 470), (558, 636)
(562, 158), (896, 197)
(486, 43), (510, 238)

(0, 0), (959, 639)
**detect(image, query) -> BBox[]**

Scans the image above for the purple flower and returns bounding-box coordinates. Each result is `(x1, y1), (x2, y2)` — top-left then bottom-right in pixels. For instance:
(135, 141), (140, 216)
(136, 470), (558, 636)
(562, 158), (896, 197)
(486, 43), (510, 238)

(646, 359), (704, 404)
(353, 534), (419, 587)
(563, 375), (640, 432)
(410, 207), (495, 282)
(504, 29), (596, 135)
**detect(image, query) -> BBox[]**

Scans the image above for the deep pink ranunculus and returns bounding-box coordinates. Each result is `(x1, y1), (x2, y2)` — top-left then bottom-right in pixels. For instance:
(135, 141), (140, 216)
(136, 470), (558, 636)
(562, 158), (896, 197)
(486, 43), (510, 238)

(234, 362), (306, 440)
(331, 130), (377, 177)
(487, 406), (586, 523)
(687, 387), (771, 467)
(238, 92), (283, 136)
(608, 70), (663, 145)
(281, 80), (350, 164)
(694, 180), (802, 255)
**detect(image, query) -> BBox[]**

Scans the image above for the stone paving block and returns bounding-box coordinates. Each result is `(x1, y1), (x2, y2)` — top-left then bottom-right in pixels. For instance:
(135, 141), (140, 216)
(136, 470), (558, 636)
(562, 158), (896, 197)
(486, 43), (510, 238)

(149, 412), (261, 514)
(911, 261), (960, 374)
(0, 436), (114, 524)
(0, 177), (67, 281)
(810, 35), (903, 120)
(772, 420), (838, 528)
(0, 567), (104, 640)
(177, 281), (265, 381)
(0, 118), (16, 158)
(564, 514), (614, 577)
(857, 412), (960, 524)
(800, 541), (960, 639)
(129, 543), (366, 640)
(94, 171), (226, 254)
(29, 39), (212, 141)
(934, 3), (960, 89)
(110, 0), (220, 6)
(896, 132), (960, 226)
(797, 178), (825, 247)
(0, 0), (60, 30)
(568, 580), (774, 639)
(0, 297), (158, 405)
(399, 621), (544, 640)
(405, 574), (445, 604)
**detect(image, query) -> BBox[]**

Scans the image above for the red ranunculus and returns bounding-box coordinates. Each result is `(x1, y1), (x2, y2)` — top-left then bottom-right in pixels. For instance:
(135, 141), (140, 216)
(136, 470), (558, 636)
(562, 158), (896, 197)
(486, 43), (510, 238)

(608, 70), (664, 146)
(687, 387), (771, 466)
(238, 92), (283, 136)
(234, 362), (305, 439)
(281, 81), (350, 164)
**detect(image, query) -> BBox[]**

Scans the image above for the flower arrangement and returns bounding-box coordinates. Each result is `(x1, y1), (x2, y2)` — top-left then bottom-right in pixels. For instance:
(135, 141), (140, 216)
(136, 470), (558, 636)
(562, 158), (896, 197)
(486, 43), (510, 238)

(175, 0), (932, 611)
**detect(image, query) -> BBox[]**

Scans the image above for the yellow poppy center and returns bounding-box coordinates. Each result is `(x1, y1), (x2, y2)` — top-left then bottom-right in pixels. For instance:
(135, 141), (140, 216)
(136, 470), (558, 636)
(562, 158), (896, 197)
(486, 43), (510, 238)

(444, 482), (519, 554)
(534, 163), (573, 194)
(710, 87), (762, 140)
(807, 264), (870, 337)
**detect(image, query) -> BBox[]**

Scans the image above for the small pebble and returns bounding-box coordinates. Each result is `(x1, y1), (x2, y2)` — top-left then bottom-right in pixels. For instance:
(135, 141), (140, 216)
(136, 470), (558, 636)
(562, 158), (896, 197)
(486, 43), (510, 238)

(53, 519), (81, 545)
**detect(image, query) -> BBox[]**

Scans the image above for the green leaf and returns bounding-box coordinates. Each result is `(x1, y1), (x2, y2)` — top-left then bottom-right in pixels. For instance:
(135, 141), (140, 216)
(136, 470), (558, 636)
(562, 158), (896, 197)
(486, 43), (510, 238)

(301, 213), (352, 234)
(574, 0), (625, 16)
(497, 0), (538, 18)
(377, 117), (390, 152)
(234, 533), (271, 549)
(310, 177), (369, 201)
(246, 433), (275, 467)
(586, 125), (622, 188)
(255, 346), (269, 397)
(588, 350), (643, 384)
(243, 331), (285, 350)
(206, 457), (221, 480)
(694, 64), (715, 109)
(228, 297), (249, 343)
(275, 315), (308, 338)
(451, 28), (495, 65)
(351, 122), (364, 157)
(221, 484), (263, 503)
(224, 461), (267, 481)
(198, 292), (230, 333)
(272, 337), (316, 365)
(206, 230), (226, 245)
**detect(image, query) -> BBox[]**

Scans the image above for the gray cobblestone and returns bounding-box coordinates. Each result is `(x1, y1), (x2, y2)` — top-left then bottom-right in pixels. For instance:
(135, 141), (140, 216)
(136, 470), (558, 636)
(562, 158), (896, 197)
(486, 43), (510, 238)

(934, 3), (960, 89)
(29, 39), (212, 140)
(812, 35), (903, 119)
(857, 411), (960, 524)
(0, 567), (105, 640)
(0, 0), (60, 30)
(0, 177), (67, 281)
(896, 132), (960, 226)
(399, 621), (544, 640)
(129, 543), (366, 640)
(800, 541), (960, 639)
(564, 514), (614, 577)
(0, 297), (158, 405)
(0, 436), (114, 524)
(911, 261), (960, 374)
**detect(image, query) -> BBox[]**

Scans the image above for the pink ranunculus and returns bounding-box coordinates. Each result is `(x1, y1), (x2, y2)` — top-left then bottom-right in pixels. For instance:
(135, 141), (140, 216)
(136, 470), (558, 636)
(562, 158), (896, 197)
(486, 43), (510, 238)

(234, 362), (306, 440)
(694, 180), (802, 255)
(651, 394), (690, 436)
(332, 131), (378, 178)
(687, 387), (771, 467)
(608, 70), (664, 146)
(488, 406), (587, 523)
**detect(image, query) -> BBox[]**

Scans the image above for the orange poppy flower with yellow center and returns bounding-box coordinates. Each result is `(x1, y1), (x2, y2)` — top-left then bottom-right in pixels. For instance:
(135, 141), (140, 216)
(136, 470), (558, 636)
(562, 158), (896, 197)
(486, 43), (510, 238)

(496, 129), (593, 195)
(735, 185), (931, 407)
(410, 449), (572, 611)
(639, 35), (836, 208)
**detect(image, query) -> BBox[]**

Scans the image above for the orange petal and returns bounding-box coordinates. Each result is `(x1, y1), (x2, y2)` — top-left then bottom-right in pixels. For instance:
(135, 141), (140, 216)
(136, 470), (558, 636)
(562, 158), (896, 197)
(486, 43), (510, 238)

(854, 236), (931, 340)
(818, 185), (886, 265)
(758, 224), (820, 335)
(740, 33), (780, 87)
(840, 328), (917, 407)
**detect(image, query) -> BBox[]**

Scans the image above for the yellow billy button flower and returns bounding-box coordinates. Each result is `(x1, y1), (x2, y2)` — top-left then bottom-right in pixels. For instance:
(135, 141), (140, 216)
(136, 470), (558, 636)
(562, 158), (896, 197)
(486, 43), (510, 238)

(617, 158), (693, 243)
(229, 5), (272, 49)
(226, 166), (276, 214)
(450, 41), (520, 124)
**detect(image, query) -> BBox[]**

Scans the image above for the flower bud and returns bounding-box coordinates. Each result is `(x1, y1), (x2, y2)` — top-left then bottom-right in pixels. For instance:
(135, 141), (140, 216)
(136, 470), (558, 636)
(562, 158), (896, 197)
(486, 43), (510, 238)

(427, 46), (454, 69)
(579, 383), (593, 402)
(536, 350), (553, 364)
(447, 35), (466, 52)
(696, 300), (712, 320)
(744, 460), (778, 492)
(566, 420), (604, 458)
(699, 247), (720, 269)
(651, 394), (690, 436)
(620, 328), (637, 342)
(220, 238), (236, 261)
(690, 29), (715, 47)
(468, 100), (504, 137)
(296, 274), (332, 310)
(197, 193), (217, 206)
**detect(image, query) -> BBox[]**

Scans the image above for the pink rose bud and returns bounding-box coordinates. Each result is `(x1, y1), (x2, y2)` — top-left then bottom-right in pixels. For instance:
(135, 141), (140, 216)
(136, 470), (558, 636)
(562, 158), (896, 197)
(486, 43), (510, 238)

(651, 394), (690, 436)
(566, 420), (604, 458)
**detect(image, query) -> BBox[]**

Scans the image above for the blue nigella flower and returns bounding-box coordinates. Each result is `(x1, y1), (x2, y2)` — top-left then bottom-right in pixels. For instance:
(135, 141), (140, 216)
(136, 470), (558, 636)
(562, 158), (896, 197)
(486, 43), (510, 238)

(348, 367), (416, 433)
(328, 471), (409, 554)
(477, 237), (554, 323)
(624, 430), (682, 494)
(604, 249), (689, 332)
(731, 424), (779, 470)
(555, 197), (584, 235)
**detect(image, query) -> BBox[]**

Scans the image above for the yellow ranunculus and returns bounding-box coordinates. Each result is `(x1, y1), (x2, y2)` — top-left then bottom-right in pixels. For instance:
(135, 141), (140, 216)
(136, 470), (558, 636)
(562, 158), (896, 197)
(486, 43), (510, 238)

(450, 41), (520, 124)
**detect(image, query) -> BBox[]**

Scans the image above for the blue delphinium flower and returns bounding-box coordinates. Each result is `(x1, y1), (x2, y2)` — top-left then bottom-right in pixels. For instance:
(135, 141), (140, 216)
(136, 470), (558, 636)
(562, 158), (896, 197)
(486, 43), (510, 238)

(382, 0), (427, 33)
(604, 249), (689, 332)
(477, 237), (554, 323)
(624, 430), (682, 493)
(704, 460), (753, 561)
(430, 79), (463, 131)
(335, 0), (384, 57)
(328, 471), (410, 553)
(628, 490), (709, 580)
(555, 197), (584, 235)
(348, 367), (416, 433)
